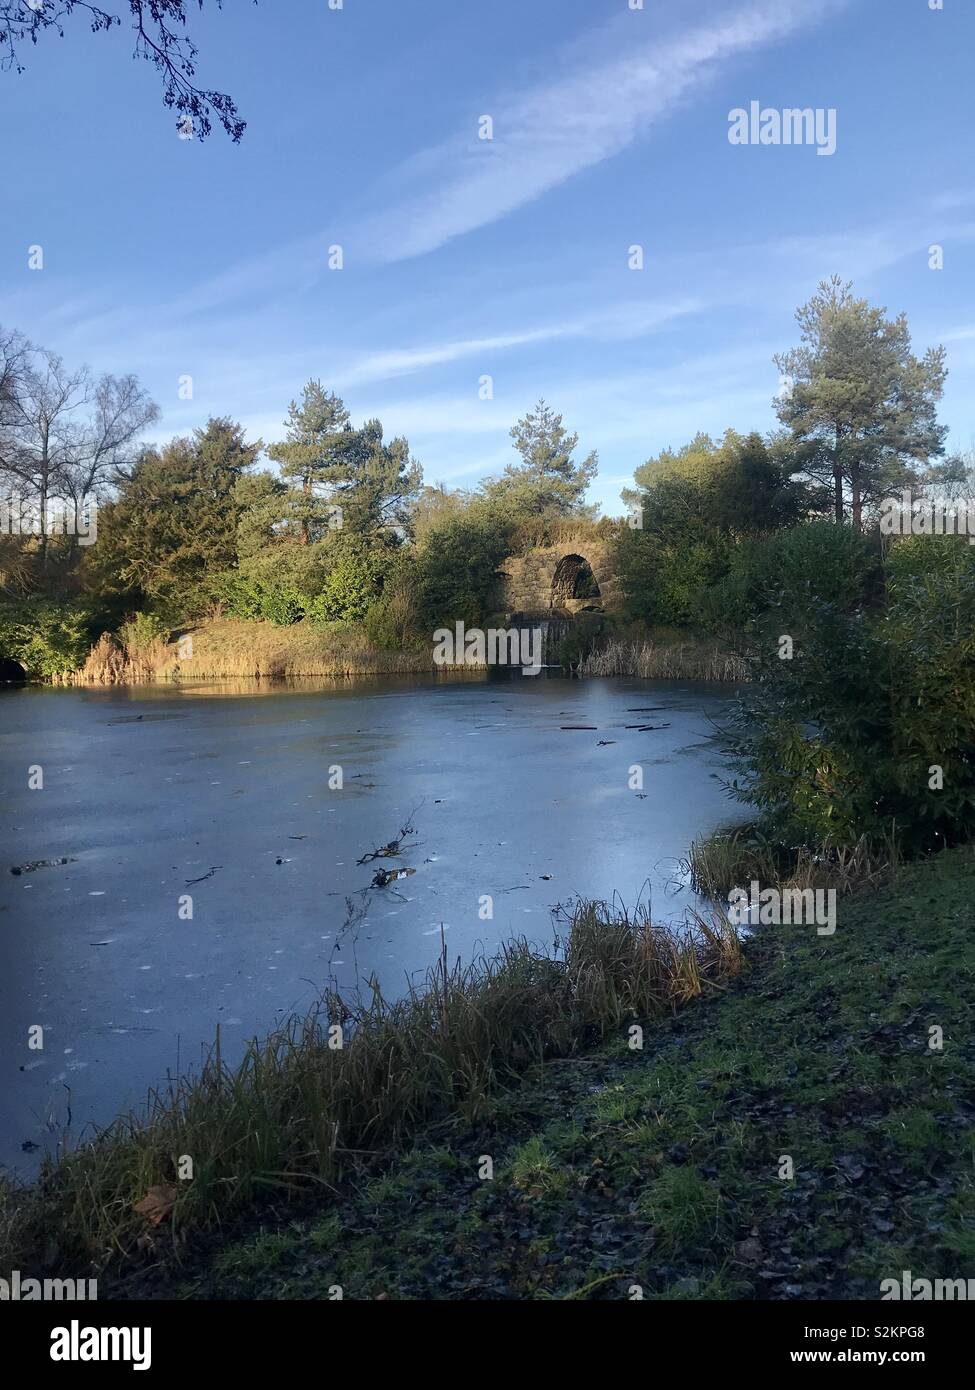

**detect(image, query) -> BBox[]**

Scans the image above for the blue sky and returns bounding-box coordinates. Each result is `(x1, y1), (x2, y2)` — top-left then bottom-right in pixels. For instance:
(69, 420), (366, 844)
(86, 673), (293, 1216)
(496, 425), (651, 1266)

(2, 0), (974, 515)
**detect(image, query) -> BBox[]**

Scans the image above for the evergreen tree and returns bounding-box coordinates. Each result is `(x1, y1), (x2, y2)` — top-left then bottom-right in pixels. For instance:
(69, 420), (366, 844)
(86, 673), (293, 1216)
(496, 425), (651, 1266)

(268, 381), (421, 542)
(91, 417), (257, 614)
(267, 382), (352, 545)
(483, 399), (597, 517)
(774, 277), (947, 528)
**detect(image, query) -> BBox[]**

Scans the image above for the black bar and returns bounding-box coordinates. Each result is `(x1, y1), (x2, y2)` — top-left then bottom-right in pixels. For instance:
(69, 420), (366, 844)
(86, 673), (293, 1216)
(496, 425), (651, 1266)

(1, 1299), (967, 1374)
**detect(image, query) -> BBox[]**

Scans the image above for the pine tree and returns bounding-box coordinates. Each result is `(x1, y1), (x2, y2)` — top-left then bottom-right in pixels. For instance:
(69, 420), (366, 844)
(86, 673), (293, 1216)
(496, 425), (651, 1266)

(91, 418), (257, 609)
(267, 382), (352, 545)
(484, 400), (597, 517)
(774, 278), (947, 528)
(268, 381), (421, 541)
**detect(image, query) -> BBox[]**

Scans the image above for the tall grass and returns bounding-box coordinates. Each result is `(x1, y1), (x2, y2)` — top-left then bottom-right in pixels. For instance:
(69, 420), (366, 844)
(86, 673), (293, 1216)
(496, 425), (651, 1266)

(72, 631), (171, 685)
(579, 638), (749, 682)
(689, 824), (895, 902)
(70, 621), (749, 686)
(69, 617), (442, 685)
(0, 901), (742, 1275)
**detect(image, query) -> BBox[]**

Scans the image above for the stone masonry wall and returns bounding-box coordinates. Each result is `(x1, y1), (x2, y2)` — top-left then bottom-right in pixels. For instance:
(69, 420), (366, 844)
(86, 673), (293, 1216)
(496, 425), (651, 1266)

(496, 534), (622, 616)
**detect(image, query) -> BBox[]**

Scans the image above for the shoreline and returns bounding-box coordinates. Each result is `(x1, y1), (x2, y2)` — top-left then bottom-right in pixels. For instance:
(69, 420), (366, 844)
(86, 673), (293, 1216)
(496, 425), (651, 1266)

(4, 844), (970, 1299)
(29, 618), (750, 687)
(114, 845), (975, 1301)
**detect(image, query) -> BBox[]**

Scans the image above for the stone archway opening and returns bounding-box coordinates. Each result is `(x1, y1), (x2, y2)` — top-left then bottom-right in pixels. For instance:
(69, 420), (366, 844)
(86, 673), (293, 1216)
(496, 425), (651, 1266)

(0, 656), (27, 682)
(551, 554), (602, 612)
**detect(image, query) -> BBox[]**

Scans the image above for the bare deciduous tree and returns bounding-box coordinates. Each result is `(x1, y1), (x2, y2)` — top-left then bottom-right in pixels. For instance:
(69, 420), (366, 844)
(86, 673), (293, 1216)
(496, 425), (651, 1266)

(0, 324), (29, 426)
(0, 342), (158, 564)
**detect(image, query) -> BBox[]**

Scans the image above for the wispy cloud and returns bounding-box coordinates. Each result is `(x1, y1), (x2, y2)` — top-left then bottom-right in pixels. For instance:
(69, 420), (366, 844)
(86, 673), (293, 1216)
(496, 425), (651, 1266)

(358, 0), (851, 263)
(335, 298), (704, 387)
(337, 326), (578, 387)
(14, 0), (854, 344)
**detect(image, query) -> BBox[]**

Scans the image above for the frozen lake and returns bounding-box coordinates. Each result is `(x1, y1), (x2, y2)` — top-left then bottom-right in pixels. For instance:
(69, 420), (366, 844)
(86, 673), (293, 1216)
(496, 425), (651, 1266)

(0, 672), (741, 1175)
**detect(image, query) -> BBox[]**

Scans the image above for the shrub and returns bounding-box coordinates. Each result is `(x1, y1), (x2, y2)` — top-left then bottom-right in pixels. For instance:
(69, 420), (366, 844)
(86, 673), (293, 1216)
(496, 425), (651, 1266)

(0, 597), (92, 678)
(216, 573), (308, 626)
(700, 520), (878, 635)
(723, 536), (975, 853)
(413, 510), (511, 631)
(308, 548), (389, 626)
(618, 516), (735, 628)
(363, 559), (422, 649)
(119, 611), (169, 653)
(620, 431), (806, 627)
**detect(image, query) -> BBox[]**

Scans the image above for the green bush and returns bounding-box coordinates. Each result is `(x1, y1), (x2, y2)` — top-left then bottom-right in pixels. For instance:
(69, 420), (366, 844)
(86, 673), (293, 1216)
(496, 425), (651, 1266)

(700, 520), (877, 635)
(215, 573), (307, 626)
(724, 536), (975, 853)
(119, 611), (169, 653)
(0, 598), (92, 678)
(257, 584), (307, 626)
(216, 540), (397, 630)
(618, 526), (733, 627)
(412, 510), (511, 632)
(307, 549), (388, 626)
(363, 558), (422, 650)
(619, 431), (807, 628)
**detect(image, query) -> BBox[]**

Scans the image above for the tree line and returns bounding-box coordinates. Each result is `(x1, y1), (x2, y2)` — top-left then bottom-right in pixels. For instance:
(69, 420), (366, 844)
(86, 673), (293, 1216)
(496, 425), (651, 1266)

(1, 274), (969, 676)
(0, 326), (600, 670)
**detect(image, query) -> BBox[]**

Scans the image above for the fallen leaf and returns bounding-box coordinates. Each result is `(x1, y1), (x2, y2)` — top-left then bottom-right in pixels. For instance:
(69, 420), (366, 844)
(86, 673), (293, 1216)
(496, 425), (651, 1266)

(133, 1185), (177, 1225)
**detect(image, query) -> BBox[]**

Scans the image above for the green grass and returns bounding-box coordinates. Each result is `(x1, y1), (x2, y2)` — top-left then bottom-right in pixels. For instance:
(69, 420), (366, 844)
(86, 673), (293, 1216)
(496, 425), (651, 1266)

(118, 844), (975, 1302)
(0, 901), (741, 1276)
(637, 1166), (720, 1253)
(688, 823), (894, 901)
(510, 1137), (570, 1196)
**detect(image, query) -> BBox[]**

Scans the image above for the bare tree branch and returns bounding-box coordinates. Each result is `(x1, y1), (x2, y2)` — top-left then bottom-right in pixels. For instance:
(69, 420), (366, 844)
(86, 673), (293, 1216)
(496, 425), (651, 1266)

(0, 1), (252, 141)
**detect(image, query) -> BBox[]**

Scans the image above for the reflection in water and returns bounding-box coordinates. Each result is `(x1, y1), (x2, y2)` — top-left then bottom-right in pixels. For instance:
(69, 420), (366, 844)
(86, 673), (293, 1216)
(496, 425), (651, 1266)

(80, 668), (493, 701)
(0, 673), (743, 1173)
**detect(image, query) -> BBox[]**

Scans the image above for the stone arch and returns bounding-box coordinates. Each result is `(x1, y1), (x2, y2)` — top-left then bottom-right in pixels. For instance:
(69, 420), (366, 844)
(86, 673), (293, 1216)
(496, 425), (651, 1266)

(496, 531), (622, 616)
(550, 553), (602, 611)
(0, 656), (27, 682)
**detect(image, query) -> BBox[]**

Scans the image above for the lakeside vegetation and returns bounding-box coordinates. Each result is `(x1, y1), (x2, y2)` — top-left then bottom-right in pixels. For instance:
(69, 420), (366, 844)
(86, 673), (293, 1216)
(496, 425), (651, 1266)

(579, 636), (749, 683)
(2, 278), (973, 1296)
(3, 845), (971, 1298)
(70, 617), (437, 684)
(3, 277), (970, 693)
(169, 845), (974, 1302)
(62, 618), (750, 685)
(0, 900), (744, 1276)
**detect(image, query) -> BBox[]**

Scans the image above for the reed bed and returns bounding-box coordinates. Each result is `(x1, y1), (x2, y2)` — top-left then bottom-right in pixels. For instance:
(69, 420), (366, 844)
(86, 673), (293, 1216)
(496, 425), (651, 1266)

(67, 622), (750, 686)
(68, 618), (440, 685)
(70, 631), (171, 685)
(689, 825), (895, 902)
(579, 638), (749, 682)
(0, 901), (742, 1275)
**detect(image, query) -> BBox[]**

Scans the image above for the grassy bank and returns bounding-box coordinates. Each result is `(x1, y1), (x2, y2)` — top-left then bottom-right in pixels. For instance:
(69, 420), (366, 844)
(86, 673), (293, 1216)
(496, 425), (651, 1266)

(0, 905), (742, 1276)
(688, 825), (895, 901)
(125, 846), (974, 1299)
(59, 618), (751, 686)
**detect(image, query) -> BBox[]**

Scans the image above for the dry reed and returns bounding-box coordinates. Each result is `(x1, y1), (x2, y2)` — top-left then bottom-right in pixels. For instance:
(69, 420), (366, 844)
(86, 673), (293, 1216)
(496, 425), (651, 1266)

(579, 638), (749, 682)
